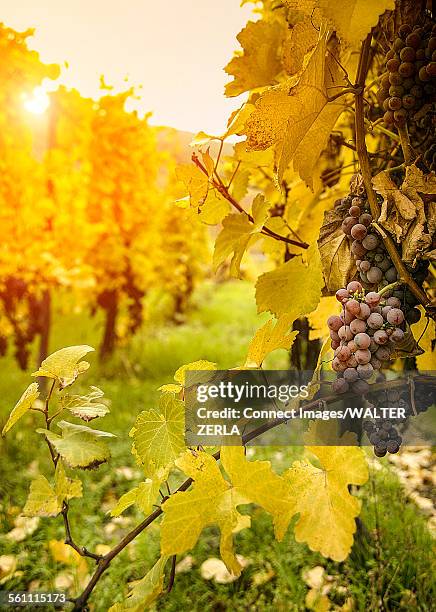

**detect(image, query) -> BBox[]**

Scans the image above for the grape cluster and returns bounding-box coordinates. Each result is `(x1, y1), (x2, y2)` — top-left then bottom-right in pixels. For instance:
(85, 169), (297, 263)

(377, 22), (436, 128)
(363, 379), (435, 456)
(339, 191), (426, 324)
(328, 281), (406, 395)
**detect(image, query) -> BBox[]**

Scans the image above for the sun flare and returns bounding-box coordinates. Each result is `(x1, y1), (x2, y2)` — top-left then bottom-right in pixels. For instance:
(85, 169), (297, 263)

(23, 87), (50, 114)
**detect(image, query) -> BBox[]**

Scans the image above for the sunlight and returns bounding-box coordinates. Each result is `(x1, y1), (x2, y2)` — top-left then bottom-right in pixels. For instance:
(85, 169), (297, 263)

(23, 87), (50, 114)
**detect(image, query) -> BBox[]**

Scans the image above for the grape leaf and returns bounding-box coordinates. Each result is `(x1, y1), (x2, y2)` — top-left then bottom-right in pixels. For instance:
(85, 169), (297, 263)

(284, 0), (395, 48)
(37, 420), (115, 470)
(2, 382), (40, 436)
(220, 446), (296, 540)
(32, 345), (94, 389)
(245, 314), (298, 367)
(23, 462), (82, 517)
(281, 17), (318, 76)
(175, 164), (209, 209)
(60, 386), (109, 421)
(283, 423), (368, 561)
(110, 478), (161, 517)
(318, 198), (355, 291)
(413, 308), (436, 371)
(198, 190), (230, 225)
(255, 243), (323, 317)
(307, 296), (340, 341)
(131, 393), (185, 473)
(244, 32), (346, 186)
(108, 556), (168, 612)
(213, 194), (270, 276)
(174, 360), (217, 386)
(161, 451), (251, 576)
(224, 20), (285, 97)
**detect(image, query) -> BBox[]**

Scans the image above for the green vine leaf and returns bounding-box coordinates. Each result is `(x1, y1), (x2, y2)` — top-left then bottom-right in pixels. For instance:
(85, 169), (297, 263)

(2, 382), (40, 436)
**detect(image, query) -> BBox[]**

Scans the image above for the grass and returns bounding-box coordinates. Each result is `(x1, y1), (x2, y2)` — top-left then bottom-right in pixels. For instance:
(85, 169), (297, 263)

(0, 280), (434, 611)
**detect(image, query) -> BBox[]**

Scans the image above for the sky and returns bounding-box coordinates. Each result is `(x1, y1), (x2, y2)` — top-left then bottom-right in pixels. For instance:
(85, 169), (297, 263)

(2, 0), (254, 134)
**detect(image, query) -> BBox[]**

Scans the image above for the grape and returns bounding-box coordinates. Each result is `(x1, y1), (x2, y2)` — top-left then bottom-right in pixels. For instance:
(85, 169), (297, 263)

(367, 267), (383, 283)
(336, 288), (349, 303)
(344, 367), (359, 383)
(400, 46), (416, 62)
(327, 315), (342, 331)
(370, 306), (382, 315)
(374, 447), (387, 457)
(354, 332), (371, 349)
(403, 77), (415, 90)
(386, 296), (401, 308)
(387, 308), (405, 325)
(362, 234), (379, 250)
(347, 354), (358, 368)
(332, 378), (349, 394)
(340, 309), (354, 324)
(370, 356), (381, 369)
(378, 258), (391, 272)
(410, 84), (423, 98)
(406, 32), (421, 48)
(352, 379), (370, 394)
(359, 213), (372, 226)
(349, 205), (361, 217)
(375, 346), (390, 361)
(356, 303), (371, 320)
(387, 58), (401, 72)
(385, 266), (399, 282)
(351, 240), (367, 258)
(389, 85), (404, 97)
(402, 94), (415, 109)
(394, 108), (407, 124)
(386, 440), (400, 454)
(388, 96), (402, 110)
(332, 358), (347, 373)
(347, 280), (363, 293)
(367, 312), (384, 329)
(369, 338), (378, 353)
(355, 349), (371, 364)
(338, 326), (353, 341)
(399, 61), (415, 77)
(426, 62), (436, 77)
(331, 339), (340, 350)
(351, 223), (368, 240)
(335, 345), (351, 362)
(357, 363), (373, 380)
(345, 299), (361, 315)
(374, 329), (389, 345)
(360, 260), (371, 272)
(365, 291), (381, 307)
(406, 307), (421, 324)
(348, 340), (357, 353)
(393, 38), (405, 52)
(419, 65), (431, 81)
(383, 110), (394, 124)
(341, 216), (357, 235)
(330, 330), (340, 342)
(399, 24), (412, 39)
(350, 318), (366, 334)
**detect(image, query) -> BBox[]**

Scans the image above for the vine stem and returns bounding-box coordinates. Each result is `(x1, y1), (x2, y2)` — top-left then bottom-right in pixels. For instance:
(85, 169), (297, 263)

(192, 153), (309, 250)
(71, 374), (434, 610)
(354, 34), (434, 318)
(397, 124), (414, 165)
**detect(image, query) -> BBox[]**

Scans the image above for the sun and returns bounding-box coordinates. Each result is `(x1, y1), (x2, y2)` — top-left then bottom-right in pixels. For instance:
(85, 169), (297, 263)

(23, 87), (50, 115)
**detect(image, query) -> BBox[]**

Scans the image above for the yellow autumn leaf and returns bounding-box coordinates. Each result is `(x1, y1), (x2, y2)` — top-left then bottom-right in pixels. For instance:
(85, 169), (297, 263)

(244, 32), (346, 186)
(110, 478), (161, 517)
(255, 243), (323, 317)
(283, 422), (368, 561)
(225, 20), (285, 97)
(2, 382), (40, 436)
(23, 462), (82, 517)
(413, 307), (435, 371)
(281, 17), (318, 76)
(132, 393), (185, 472)
(108, 556), (168, 612)
(198, 190), (230, 225)
(32, 345), (94, 389)
(175, 164), (208, 208)
(161, 451), (250, 576)
(307, 296), (340, 341)
(213, 194), (269, 276)
(173, 360), (217, 386)
(284, 0), (395, 48)
(245, 314), (299, 367)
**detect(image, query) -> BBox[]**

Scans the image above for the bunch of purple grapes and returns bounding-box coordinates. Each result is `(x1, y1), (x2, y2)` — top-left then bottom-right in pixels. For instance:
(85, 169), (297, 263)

(377, 22), (436, 128)
(339, 192), (425, 325)
(328, 280), (406, 396)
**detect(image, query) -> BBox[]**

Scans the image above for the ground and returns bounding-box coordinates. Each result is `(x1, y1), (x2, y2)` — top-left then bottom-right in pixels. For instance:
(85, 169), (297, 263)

(0, 281), (434, 611)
